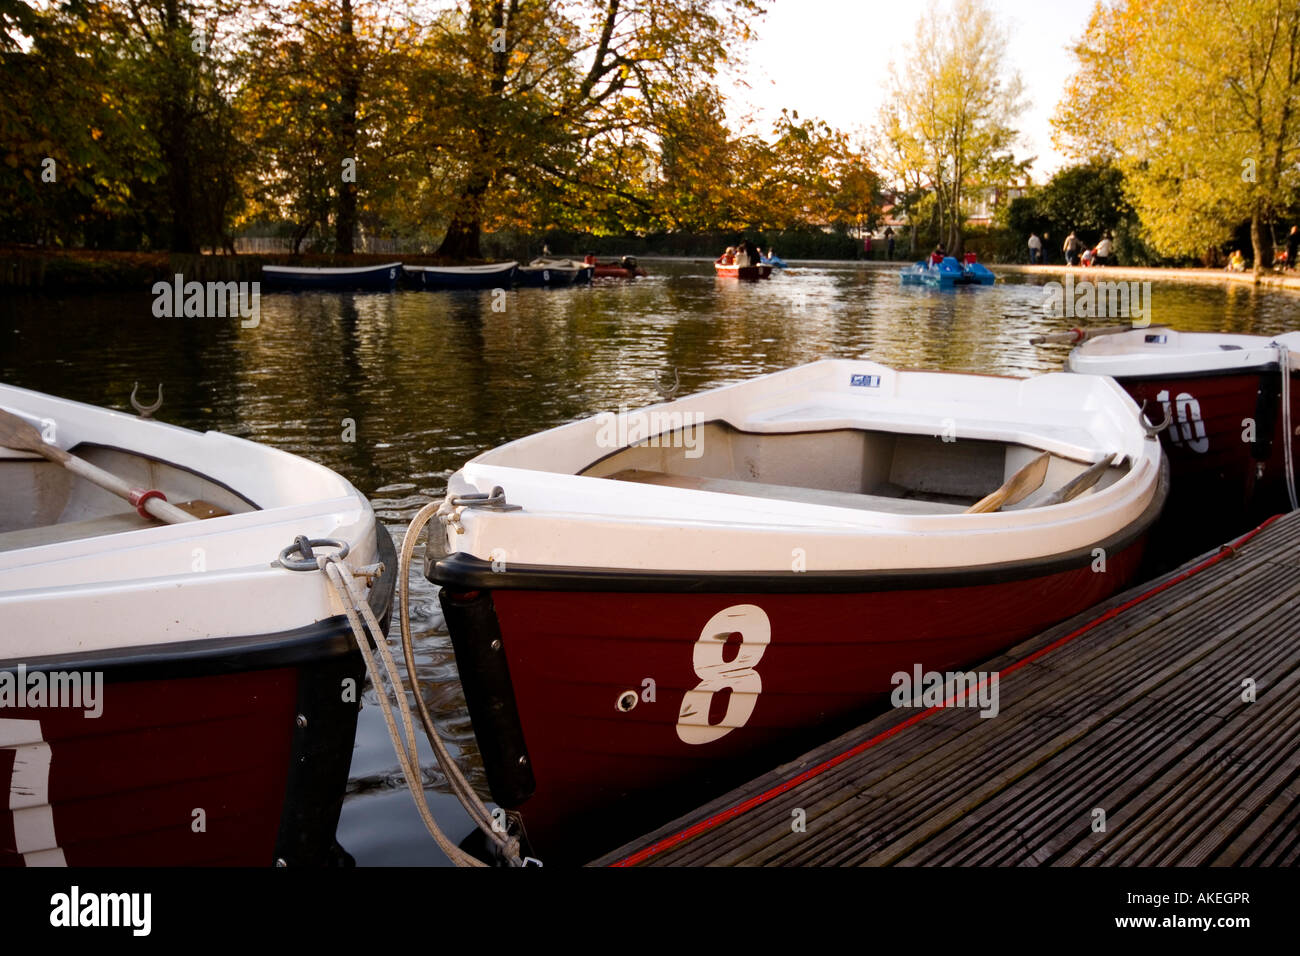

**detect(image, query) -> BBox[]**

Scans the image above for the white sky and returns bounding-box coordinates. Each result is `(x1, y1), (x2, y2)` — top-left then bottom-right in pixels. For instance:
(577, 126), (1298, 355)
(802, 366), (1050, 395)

(726, 0), (1096, 183)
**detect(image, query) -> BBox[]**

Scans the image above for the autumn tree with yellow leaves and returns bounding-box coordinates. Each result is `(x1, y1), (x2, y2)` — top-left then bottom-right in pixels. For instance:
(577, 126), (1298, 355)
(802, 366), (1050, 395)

(1055, 0), (1300, 272)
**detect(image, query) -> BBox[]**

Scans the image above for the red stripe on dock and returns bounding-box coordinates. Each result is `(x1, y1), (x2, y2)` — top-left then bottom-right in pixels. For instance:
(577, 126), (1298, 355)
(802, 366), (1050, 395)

(608, 514), (1286, 867)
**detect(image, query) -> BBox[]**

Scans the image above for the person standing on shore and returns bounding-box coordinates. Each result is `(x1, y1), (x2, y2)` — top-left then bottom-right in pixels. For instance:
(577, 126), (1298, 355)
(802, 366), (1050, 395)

(1028, 232), (1042, 265)
(1095, 232), (1114, 266)
(884, 226), (895, 260)
(1063, 231), (1083, 266)
(1287, 226), (1298, 270)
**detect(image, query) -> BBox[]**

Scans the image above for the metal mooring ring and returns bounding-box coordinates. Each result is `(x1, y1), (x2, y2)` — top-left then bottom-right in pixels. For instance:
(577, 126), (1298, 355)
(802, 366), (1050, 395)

(278, 535), (350, 571)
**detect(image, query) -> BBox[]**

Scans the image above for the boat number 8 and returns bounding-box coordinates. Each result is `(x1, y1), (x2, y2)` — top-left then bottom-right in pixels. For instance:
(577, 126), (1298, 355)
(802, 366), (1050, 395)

(676, 605), (771, 745)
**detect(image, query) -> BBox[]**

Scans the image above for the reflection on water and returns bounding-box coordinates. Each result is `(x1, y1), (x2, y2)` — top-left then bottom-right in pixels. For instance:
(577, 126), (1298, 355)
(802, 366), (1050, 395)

(1, 260), (1295, 865)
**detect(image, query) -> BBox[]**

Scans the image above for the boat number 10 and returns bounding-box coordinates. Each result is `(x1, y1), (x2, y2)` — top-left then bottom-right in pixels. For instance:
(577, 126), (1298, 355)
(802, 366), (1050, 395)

(676, 605), (771, 745)
(1156, 389), (1209, 453)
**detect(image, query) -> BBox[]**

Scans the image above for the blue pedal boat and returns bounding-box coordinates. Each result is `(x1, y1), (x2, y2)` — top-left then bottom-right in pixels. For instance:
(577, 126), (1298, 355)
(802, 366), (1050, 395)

(404, 261), (518, 290)
(900, 256), (996, 287)
(261, 262), (403, 292)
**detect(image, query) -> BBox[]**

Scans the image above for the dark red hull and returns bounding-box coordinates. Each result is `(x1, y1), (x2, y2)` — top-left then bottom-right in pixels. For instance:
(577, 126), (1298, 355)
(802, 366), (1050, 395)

(1114, 365), (1298, 563)
(1, 522), (395, 867)
(434, 494), (1164, 859)
(591, 264), (646, 279)
(3, 669), (298, 865)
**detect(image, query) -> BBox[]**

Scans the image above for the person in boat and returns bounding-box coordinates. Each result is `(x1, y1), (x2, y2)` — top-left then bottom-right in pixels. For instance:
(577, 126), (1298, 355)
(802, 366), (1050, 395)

(735, 241), (754, 268)
(1094, 233), (1114, 266)
(930, 244), (946, 266)
(1028, 232), (1042, 265)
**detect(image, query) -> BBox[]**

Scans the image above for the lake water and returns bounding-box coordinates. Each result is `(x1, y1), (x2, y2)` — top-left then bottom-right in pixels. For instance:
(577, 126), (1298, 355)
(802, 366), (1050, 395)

(2, 258), (1296, 865)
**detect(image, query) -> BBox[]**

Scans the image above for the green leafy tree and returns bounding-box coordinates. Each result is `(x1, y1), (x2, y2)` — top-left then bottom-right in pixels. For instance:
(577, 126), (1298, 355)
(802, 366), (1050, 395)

(1055, 0), (1300, 273)
(881, 0), (1026, 255)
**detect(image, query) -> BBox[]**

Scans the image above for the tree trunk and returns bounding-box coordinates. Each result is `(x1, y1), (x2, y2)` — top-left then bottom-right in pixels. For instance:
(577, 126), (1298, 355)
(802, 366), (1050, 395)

(1250, 204), (1272, 276)
(335, 0), (359, 255)
(163, 0), (197, 253)
(436, 2), (508, 261)
(437, 175), (490, 260)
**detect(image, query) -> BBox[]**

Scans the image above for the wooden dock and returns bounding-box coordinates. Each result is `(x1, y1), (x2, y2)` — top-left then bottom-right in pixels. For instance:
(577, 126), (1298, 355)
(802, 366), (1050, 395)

(594, 512), (1300, 867)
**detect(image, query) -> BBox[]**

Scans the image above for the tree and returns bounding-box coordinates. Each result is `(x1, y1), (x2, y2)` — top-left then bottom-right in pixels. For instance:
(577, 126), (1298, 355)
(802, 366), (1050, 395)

(427, 0), (765, 259)
(95, 1), (246, 252)
(881, 0), (1026, 255)
(239, 1), (418, 253)
(1055, 0), (1300, 273)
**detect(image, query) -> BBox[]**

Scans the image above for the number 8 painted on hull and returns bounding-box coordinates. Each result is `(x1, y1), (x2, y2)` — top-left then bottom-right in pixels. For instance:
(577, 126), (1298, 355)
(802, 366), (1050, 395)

(676, 605), (771, 745)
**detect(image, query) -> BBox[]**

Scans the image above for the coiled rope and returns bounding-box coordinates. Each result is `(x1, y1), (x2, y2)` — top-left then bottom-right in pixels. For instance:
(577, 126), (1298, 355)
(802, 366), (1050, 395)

(320, 534), (523, 867)
(1278, 343), (1298, 512)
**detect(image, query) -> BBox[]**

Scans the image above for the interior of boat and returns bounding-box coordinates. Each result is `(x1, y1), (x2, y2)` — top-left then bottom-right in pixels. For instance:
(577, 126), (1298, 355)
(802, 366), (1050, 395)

(580, 422), (1127, 515)
(0, 445), (255, 553)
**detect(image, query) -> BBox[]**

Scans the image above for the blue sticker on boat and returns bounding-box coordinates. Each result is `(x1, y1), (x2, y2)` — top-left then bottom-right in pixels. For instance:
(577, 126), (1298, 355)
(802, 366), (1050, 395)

(850, 374), (881, 388)
(1144, 334), (1167, 344)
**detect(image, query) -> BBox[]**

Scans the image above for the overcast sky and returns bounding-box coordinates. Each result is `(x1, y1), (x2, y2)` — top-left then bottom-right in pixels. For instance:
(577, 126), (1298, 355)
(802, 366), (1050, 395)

(725, 0), (1097, 182)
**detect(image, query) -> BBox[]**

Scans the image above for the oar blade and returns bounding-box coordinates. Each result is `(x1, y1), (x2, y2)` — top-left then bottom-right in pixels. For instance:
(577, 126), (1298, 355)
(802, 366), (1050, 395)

(966, 452), (1051, 514)
(0, 407), (68, 461)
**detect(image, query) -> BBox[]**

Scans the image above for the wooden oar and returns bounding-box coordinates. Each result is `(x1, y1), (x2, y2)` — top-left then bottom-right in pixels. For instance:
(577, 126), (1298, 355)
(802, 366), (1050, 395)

(1039, 454), (1123, 507)
(1028, 325), (1143, 346)
(0, 407), (199, 524)
(965, 452), (1051, 514)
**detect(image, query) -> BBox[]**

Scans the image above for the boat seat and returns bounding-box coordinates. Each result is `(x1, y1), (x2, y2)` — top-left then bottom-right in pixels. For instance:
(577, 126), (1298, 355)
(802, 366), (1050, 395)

(606, 469), (970, 515)
(0, 510), (155, 553)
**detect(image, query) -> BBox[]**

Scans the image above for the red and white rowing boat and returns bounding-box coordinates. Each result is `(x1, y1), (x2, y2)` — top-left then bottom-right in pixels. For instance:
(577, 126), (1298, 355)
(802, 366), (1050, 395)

(0, 385), (394, 866)
(1068, 327), (1300, 554)
(425, 359), (1168, 855)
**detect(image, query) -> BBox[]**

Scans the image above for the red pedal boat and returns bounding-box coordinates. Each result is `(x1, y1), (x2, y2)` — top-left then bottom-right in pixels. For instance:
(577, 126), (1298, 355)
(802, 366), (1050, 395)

(584, 255), (647, 279)
(714, 260), (772, 280)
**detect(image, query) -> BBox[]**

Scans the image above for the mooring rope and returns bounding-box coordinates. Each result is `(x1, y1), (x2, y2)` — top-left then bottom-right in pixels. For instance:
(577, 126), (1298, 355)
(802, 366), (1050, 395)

(1278, 343), (1298, 512)
(320, 550), (522, 867)
(396, 500), (528, 863)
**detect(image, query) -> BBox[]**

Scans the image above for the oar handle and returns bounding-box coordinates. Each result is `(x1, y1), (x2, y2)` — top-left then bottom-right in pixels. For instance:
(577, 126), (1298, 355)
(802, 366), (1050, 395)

(63, 455), (199, 524)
